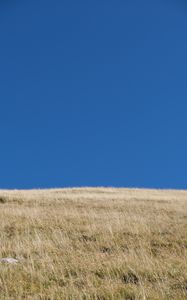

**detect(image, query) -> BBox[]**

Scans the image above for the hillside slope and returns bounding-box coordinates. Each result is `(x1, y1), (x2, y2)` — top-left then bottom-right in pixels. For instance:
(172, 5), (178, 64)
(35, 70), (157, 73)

(0, 188), (187, 299)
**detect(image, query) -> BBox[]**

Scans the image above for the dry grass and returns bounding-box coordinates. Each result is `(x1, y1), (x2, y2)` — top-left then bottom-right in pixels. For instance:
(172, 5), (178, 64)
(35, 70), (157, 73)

(0, 188), (187, 300)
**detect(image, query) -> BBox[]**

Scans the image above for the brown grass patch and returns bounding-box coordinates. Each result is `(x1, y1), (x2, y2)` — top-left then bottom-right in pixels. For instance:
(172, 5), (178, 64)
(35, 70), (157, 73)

(0, 188), (186, 299)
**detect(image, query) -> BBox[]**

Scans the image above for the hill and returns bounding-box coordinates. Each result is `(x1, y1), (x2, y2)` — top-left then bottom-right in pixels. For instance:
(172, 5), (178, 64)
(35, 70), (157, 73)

(0, 188), (187, 299)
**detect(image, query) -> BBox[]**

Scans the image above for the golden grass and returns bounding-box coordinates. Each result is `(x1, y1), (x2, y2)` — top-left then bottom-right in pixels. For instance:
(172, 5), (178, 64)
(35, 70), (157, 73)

(0, 187), (187, 299)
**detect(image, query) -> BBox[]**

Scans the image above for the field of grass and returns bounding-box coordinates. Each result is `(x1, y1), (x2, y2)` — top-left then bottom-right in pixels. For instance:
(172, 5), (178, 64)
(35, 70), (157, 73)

(0, 188), (187, 300)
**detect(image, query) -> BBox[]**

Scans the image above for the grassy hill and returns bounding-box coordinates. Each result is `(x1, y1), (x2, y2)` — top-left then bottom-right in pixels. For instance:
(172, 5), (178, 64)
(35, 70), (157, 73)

(0, 188), (187, 299)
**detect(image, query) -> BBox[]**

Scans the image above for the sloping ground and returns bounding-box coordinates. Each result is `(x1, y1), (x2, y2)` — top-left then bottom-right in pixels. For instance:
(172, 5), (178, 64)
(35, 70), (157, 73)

(0, 188), (187, 300)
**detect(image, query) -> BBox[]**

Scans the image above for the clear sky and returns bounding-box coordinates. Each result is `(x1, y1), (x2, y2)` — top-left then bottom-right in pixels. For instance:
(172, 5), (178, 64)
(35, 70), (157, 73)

(0, 0), (187, 189)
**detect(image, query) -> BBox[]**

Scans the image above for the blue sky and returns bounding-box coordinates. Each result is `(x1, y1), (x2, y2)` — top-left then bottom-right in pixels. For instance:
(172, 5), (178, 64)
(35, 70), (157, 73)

(0, 0), (187, 189)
